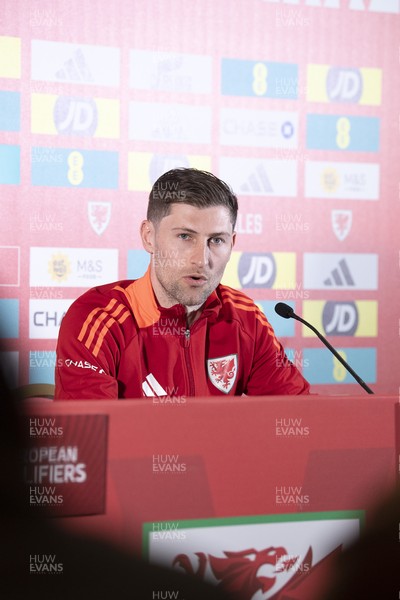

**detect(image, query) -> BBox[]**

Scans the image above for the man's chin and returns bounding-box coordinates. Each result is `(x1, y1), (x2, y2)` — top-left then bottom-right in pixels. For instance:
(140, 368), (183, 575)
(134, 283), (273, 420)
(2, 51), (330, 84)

(179, 289), (211, 308)
(181, 296), (207, 308)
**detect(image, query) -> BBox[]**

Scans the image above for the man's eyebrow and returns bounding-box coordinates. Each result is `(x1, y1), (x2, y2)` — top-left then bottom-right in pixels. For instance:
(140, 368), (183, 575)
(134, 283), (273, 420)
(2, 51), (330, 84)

(171, 227), (231, 237)
(171, 227), (198, 233)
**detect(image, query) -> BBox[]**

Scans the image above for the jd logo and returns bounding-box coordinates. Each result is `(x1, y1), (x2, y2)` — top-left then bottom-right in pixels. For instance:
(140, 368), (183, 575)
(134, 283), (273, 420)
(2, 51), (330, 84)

(326, 68), (362, 103)
(238, 253), (276, 288)
(322, 301), (358, 336)
(54, 96), (98, 136)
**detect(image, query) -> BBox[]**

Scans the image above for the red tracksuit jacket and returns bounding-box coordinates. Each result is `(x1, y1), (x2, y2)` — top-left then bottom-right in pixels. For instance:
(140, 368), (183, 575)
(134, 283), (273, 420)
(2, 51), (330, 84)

(55, 268), (310, 399)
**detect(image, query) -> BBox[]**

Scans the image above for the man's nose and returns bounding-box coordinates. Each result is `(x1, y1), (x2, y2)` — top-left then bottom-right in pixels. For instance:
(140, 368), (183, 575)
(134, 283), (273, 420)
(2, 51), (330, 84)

(190, 240), (210, 267)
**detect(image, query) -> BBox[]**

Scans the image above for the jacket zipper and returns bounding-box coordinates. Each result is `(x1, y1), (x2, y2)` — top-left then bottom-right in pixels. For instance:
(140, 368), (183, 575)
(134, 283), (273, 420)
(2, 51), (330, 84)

(183, 326), (196, 396)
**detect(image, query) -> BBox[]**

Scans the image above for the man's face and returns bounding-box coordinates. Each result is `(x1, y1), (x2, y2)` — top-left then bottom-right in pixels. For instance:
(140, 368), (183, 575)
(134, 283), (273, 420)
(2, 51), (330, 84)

(144, 203), (236, 309)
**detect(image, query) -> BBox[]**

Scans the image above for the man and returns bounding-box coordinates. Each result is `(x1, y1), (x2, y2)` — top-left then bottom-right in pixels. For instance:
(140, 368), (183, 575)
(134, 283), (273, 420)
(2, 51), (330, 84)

(55, 168), (310, 399)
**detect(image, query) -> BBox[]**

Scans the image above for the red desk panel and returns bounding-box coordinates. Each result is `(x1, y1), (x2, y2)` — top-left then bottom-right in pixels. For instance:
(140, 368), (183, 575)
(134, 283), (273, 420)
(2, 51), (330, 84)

(22, 395), (397, 599)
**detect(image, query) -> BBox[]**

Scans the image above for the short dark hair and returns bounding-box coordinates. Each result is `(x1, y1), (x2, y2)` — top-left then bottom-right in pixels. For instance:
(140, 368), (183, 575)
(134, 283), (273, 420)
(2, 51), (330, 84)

(147, 168), (238, 229)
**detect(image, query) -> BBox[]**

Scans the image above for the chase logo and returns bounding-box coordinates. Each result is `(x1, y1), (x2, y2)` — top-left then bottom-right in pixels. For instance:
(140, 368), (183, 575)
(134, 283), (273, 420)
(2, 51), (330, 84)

(31, 94), (119, 139)
(220, 108), (298, 149)
(222, 252), (296, 290)
(307, 65), (382, 106)
(302, 300), (377, 337)
(29, 299), (74, 339)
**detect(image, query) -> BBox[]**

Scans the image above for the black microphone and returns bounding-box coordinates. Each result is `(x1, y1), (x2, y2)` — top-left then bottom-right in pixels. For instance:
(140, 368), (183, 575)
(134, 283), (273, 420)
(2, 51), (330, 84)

(274, 302), (374, 395)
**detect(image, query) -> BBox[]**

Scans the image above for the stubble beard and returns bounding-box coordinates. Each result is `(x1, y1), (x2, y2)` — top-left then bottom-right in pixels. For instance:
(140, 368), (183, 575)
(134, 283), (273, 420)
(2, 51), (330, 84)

(155, 266), (219, 308)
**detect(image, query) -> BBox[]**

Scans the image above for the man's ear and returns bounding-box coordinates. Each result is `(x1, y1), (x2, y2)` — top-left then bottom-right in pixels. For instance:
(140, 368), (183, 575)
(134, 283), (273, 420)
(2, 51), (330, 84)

(231, 231), (236, 250)
(140, 220), (155, 254)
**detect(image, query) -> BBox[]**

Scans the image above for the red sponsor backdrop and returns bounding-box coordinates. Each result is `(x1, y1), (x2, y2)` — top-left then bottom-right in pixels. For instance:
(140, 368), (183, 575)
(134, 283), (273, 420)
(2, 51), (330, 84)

(0, 0), (399, 394)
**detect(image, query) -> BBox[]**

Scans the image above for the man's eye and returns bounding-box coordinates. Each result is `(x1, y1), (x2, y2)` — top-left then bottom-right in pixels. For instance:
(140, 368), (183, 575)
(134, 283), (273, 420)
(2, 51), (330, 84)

(178, 233), (190, 240)
(210, 237), (224, 245)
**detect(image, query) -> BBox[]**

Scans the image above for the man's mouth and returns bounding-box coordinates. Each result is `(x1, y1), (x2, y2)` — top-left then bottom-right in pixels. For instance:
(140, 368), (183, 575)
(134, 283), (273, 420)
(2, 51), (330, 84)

(184, 274), (208, 285)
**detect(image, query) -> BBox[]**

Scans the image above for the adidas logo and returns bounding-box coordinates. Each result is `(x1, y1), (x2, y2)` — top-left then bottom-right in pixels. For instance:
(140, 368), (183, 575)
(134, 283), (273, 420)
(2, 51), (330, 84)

(323, 258), (355, 286)
(240, 163), (273, 193)
(142, 373), (167, 397)
(55, 48), (94, 82)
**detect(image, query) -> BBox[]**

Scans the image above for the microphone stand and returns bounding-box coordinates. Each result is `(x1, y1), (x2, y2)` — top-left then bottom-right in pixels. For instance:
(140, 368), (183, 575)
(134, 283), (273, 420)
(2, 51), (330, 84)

(275, 303), (374, 395)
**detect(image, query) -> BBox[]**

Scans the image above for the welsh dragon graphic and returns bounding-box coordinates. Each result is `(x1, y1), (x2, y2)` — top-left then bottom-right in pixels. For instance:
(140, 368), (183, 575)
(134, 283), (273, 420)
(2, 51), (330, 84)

(208, 356), (237, 392)
(173, 546), (314, 600)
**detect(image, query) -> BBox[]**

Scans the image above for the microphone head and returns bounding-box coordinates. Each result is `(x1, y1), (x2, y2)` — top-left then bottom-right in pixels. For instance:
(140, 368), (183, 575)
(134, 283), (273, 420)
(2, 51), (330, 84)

(274, 302), (294, 319)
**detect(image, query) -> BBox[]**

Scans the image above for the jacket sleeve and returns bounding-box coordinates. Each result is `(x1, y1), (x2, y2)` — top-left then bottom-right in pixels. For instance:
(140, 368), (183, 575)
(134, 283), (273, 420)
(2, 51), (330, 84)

(54, 296), (120, 400)
(244, 309), (310, 396)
